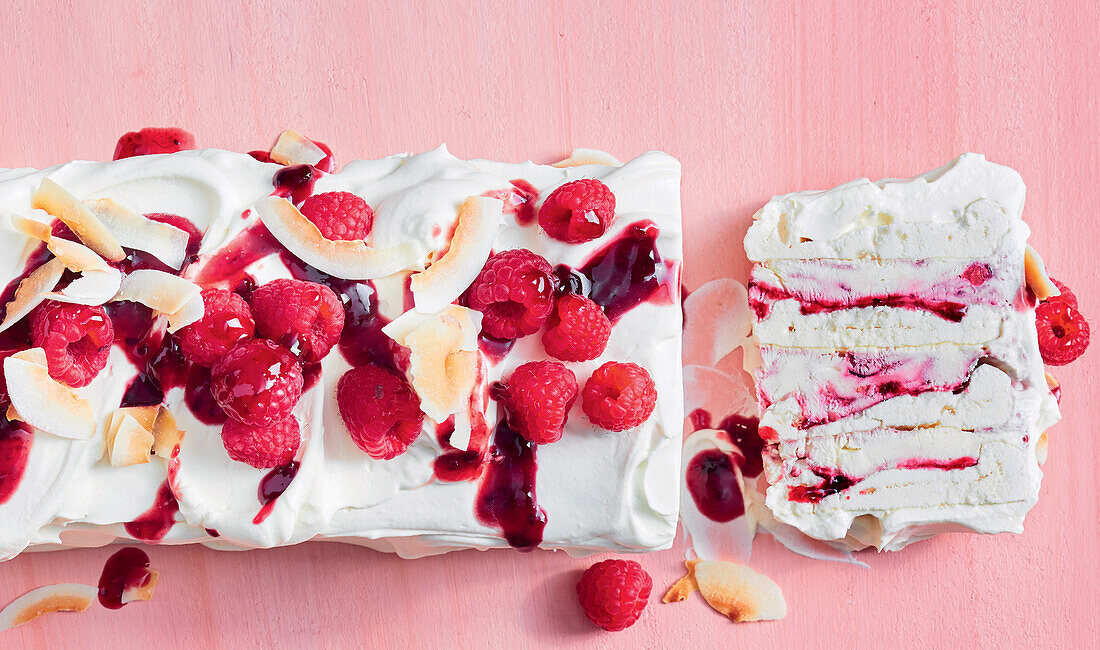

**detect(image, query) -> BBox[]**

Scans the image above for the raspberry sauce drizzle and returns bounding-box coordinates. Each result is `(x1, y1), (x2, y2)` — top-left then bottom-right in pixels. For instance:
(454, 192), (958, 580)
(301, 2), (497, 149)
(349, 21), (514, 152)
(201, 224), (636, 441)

(685, 450), (745, 522)
(273, 164), (319, 205)
(279, 251), (403, 371)
(0, 418), (33, 505)
(689, 411), (764, 478)
(788, 457), (979, 503)
(749, 282), (967, 323)
(486, 179), (539, 226)
(254, 461), (299, 525)
(555, 220), (673, 322)
(125, 480), (180, 541)
(97, 547), (154, 610)
(475, 408), (546, 551)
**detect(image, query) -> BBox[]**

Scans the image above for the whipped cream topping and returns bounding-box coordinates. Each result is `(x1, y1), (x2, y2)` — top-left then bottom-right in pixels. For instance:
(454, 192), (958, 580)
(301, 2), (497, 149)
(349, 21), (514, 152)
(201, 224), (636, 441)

(0, 145), (683, 559)
(745, 154), (1060, 551)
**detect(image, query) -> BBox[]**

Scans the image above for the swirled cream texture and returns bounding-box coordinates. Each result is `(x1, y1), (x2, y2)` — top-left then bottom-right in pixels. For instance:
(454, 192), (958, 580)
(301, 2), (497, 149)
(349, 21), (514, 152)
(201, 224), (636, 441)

(0, 145), (683, 560)
(745, 154), (1060, 551)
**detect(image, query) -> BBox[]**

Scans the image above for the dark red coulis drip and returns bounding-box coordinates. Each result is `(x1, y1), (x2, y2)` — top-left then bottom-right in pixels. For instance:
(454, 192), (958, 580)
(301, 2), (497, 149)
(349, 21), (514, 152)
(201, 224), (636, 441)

(124, 480), (180, 541)
(685, 450), (745, 521)
(896, 457), (978, 471)
(787, 467), (858, 504)
(788, 457), (978, 503)
(749, 283), (967, 323)
(0, 418), (33, 505)
(273, 164), (319, 205)
(555, 220), (671, 322)
(688, 410), (764, 479)
(183, 365), (228, 425)
(192, 221), (282, 287)
(477, 335), (515, 366)
(279, 251), (403, 371)
(204, 528), (220, 537)
(433, 414), (491, 483)
(474, 395), (545, 551)
(97, 547), (153, 610)
(254, 461), (299, 525)
(486, 179), (539, 226)
(110, 302), (189, 408)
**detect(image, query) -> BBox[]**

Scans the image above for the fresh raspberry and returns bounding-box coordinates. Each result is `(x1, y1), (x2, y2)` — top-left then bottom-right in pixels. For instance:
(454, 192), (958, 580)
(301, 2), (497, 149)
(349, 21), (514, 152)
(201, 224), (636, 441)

(541, 294), (612, 362)
(30, 301), (114, 388)
(538, 179), (616, 243)
(503, 361), (578, 444)
(210, 339), (303, 426)
(221, 415), (300, 468)
(249, 279), (344, 363)
(1036, 300), (1090, 366)
(466, 249), (556, 340)
(337, 364), (424, 460)
(582, 362), (657, 431)
(175, 289), (255, 367)
(113, 127), (195, 160)
(299, 191), (374, 241)
(576, 559), (652, 631)
(1047, 278), (1078, 309)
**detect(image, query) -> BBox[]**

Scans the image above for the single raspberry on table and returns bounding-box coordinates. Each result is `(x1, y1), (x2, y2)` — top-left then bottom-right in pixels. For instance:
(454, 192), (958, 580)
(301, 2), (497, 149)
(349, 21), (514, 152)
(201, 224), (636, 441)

(538, 179), (616, 243)
(175, 289), (256, 367)
(1047, 278), (1078, 309)
(337, 363), (424, 460)
(30, 301), (114, 388)
(249, 279), (344, 363)
(466, 249), (556, 340)
(299, 191), (374, 241)
(503, 361), (578, 444)
(541, 294), (612, 362)
(1036, 300), (1089, 366)
(221, 414), (300, 469)
(113, 127), (195, 160)
(576, 559), (652, 632)
(582, 362), (657, 432)
(210, 339), (303, 426)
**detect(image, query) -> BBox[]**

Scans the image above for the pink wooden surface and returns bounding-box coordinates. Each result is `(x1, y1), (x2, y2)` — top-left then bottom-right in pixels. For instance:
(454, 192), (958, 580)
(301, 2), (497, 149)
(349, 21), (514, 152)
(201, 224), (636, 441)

(1, 1), (1097, 647)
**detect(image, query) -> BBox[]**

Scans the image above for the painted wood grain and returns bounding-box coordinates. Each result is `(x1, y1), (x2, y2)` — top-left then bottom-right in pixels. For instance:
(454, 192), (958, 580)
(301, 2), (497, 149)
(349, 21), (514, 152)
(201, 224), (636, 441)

(0, 1), (1096, 647)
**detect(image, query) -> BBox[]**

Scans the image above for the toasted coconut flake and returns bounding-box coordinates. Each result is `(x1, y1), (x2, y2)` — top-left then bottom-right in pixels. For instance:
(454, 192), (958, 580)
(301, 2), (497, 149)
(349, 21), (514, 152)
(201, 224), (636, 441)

(151, 407), (185, 457)
(44, 267), (123, 306)
(256, 196), (423, 280)
(1024, 245), (1060, 302)
(384, 306), (482, 446)
(4, 353), (95, 440)
(10, 213), (52, 241)
(12, 214), (124, 306)
(87, 198), (190, 270)
(1035, 431), (1050, 465)
(107, 414), (154, 467)
(0, 258), (65, 333)
(122, 569), (159, 605)
(693, 560), (786, 623)
(663, 559), (702, 603)
(270, 129), (327, 167)
(0, 583), (97, 631)
(6, 404), (20, 422)
(12, 348), (47, 365)
(551, 148), (622, 168)
(32, 179), (125, 262)
(114, 269), (199, 314)
(410, 197), (503, 314)
(165, 291), (205, 333)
